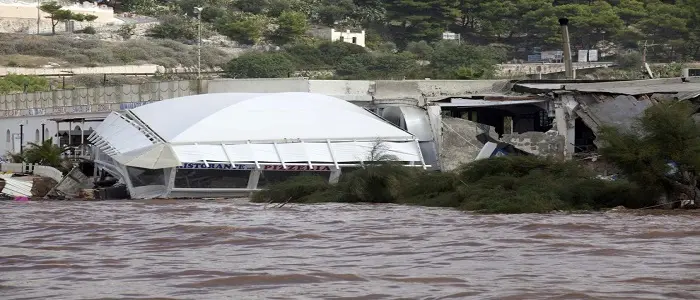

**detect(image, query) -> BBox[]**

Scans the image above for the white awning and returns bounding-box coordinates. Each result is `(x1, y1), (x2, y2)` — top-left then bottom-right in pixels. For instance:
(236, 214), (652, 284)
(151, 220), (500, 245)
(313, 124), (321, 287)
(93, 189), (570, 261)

(113, 143), (181, 169)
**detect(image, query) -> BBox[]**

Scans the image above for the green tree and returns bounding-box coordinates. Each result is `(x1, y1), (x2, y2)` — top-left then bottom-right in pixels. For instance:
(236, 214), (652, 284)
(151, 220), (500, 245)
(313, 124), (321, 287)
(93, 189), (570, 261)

(147, 15), (199, 41)
(315, 0), (357, 26)
(22, 138), (68, 169)
(613, 0), (647, 26)
(555, 1), (624, 49)
(224, 52), (295, 78)
(385, 0), (460, 45)
(405, 40), (434, 60)
(267, 11), (309, 45)
(217, 14), (269, 45)
(428, 41), (505, 79)
(40, 1), (98, 34)
(598, 101), (700, 208)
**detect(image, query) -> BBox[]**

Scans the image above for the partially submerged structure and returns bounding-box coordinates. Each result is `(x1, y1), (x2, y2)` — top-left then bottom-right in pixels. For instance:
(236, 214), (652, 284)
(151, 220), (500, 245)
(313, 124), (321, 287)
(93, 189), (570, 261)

(88, 92), (428, 199)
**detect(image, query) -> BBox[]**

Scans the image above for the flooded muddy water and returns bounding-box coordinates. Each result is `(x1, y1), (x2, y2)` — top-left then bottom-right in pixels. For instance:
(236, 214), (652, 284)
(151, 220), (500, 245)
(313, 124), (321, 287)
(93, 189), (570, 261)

(1, 200), (699, 300)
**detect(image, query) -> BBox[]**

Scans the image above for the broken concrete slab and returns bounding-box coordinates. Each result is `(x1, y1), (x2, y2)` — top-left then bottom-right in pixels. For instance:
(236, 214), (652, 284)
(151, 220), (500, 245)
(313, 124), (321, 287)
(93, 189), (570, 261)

(575, 94), (652, 134)
(440, 117), (499, 171)
(502, 130), (566, 160)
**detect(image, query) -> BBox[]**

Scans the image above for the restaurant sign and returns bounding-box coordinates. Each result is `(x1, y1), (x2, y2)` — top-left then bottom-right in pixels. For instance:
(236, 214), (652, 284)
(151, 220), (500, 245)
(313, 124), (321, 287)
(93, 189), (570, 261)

(178, 163), (332, 171)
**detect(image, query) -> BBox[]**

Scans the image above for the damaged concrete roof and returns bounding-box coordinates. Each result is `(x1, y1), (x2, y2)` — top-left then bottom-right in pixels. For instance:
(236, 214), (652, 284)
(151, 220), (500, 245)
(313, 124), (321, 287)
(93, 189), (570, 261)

(514, 78), (700, 99)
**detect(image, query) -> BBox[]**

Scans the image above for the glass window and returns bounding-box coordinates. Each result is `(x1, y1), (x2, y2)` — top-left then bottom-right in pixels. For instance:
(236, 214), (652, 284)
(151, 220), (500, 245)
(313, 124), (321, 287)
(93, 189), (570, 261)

(35, 129), (40, 142)
(127, 167), (165, 187)
(5, 129), (10, 143)
(257, 171), (331, 188)
(174, 169), (250, 188)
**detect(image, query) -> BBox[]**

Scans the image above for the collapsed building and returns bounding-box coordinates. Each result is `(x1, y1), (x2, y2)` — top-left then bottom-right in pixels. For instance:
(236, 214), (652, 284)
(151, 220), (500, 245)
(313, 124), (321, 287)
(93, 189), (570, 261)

(374, 77), (700, 172)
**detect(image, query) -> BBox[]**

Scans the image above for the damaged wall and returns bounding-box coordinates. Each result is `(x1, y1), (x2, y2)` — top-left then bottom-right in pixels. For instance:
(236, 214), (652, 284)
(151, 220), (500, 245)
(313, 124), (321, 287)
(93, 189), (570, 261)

(440, 117), (499, 171)
(575, 94), (653, 133)
(502, 131), (565, 160)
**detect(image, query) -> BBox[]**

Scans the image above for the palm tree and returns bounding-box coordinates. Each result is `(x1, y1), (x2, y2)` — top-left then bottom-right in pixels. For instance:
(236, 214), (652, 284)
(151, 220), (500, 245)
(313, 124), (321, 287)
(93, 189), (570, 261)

(22, 138), (68, 169)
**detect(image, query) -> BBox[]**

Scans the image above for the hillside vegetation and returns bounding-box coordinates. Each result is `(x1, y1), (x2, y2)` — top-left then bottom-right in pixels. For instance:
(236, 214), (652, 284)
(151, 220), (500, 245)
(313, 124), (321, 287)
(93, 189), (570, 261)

(2, 0), (698, 82)
(112, 0), (699, 79)
(125, 0), (699, 62)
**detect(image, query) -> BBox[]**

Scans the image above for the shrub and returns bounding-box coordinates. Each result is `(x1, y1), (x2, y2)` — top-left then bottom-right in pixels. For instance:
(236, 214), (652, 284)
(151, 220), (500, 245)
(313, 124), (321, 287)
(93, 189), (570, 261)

(224, 51), (295, 78)
(405, 41), (434, 60)
(0, 33), (230, 69)
(147, 15), (198, 41)
(81, 26), (97, 34)
(251, 156), (649, 214)
(117, 24), (136, 40)
(0, 74), (50, 94)
(251, 175), (332, 203)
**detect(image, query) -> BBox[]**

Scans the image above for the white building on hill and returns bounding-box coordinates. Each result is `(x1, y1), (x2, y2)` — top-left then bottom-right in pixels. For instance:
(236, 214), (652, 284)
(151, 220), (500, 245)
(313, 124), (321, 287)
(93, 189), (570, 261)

(309, 26), (366, 47)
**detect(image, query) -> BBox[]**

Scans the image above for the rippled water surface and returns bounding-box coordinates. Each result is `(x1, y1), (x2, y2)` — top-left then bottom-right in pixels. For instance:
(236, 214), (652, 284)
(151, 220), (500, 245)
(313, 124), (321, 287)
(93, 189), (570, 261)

(1, 200), (699, 300)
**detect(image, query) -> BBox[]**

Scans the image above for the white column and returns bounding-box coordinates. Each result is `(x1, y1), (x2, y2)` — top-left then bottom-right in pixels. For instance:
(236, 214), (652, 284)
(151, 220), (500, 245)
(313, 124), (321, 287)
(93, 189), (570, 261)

(329, 167), (341, 184)
(554, 96), (578, 159)
(247, 170), (261, 189)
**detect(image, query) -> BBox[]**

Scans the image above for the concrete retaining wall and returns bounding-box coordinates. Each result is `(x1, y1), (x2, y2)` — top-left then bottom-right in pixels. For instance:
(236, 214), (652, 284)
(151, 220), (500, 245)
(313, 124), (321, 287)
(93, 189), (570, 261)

(0, 64), (163, 76)
(0, 78), (510, 118)
(495, 62), (615, 77)
(0, 80), (197, 117)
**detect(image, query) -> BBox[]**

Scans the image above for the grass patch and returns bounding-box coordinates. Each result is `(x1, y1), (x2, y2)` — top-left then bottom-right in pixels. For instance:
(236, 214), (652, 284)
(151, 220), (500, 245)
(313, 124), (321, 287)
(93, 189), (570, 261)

(251, 156), (655, 214)
(0, 33), (231, 68)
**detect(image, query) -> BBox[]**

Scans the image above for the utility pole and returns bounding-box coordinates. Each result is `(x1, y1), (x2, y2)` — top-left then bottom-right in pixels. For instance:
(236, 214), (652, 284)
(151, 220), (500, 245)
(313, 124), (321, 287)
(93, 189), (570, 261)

(37, 0), (41, 34)
(19, 124), (24, 154)
(195, 7), (203, 80)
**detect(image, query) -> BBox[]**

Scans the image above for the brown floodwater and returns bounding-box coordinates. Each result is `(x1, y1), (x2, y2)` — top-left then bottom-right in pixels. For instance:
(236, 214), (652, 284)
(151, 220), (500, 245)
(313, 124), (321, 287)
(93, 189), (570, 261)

(1, 200), (699, 300)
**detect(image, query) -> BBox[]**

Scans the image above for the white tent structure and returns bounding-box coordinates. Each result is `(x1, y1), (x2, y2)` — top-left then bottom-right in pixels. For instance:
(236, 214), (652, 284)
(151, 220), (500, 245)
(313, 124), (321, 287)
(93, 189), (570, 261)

(88, 92), (427, 199)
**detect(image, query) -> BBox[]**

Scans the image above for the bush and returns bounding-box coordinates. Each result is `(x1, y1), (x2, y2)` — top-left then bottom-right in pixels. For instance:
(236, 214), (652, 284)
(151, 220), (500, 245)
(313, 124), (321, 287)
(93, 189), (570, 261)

(0, 74), (50, 94)
(405, 41), (434, 60)
(117, 24), (136, 40)
(81, 26), (97, 34)
(251, 156), (651, 214)
(224, 51), (295, 78)
(251, 175), (332, 203)
(147, 15), (199, 41)
(0, 33), (231, 69)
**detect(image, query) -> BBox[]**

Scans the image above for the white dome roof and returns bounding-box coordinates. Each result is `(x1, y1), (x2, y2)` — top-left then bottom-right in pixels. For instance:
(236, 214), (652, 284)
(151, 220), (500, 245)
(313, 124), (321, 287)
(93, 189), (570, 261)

(130, 92), (413, 144)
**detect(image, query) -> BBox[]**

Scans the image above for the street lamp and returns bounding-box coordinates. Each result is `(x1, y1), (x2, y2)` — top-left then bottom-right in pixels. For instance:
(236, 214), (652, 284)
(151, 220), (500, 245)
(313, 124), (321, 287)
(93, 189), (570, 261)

(19, 123), (24, 154)
(194, 7), (203, 80)
(41, 120), (45, 142)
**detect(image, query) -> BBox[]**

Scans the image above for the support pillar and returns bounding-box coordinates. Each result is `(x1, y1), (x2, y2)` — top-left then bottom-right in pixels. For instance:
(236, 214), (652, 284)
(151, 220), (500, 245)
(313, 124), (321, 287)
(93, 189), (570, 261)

(329, 167), (341, 184)
(247, 170), (261, 189)
(554, 95), (578, 160)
